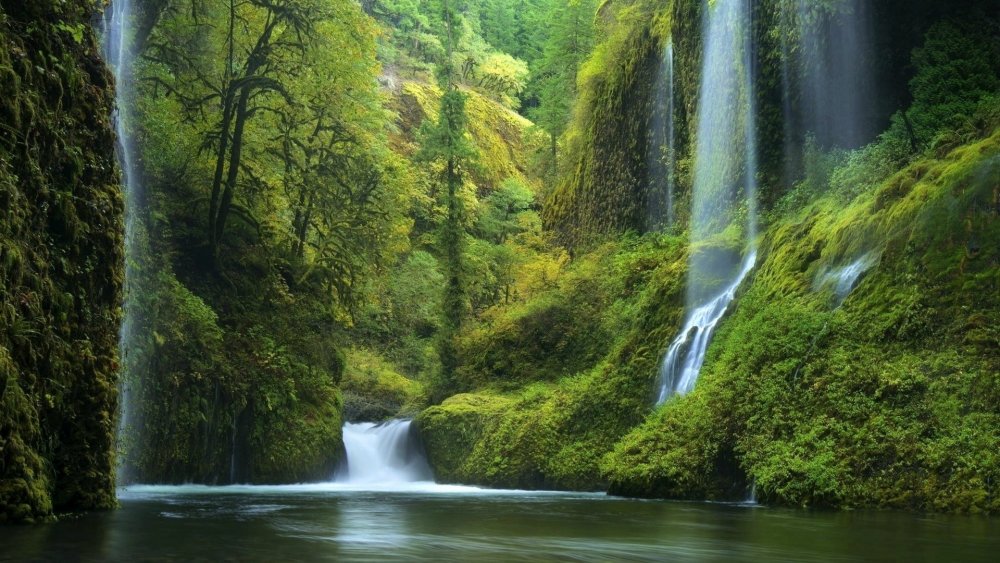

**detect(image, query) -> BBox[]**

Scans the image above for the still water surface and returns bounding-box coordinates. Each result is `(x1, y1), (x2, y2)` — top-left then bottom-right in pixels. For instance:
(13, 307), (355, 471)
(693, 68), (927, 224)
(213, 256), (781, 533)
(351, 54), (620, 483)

(1, 484), (997, 562)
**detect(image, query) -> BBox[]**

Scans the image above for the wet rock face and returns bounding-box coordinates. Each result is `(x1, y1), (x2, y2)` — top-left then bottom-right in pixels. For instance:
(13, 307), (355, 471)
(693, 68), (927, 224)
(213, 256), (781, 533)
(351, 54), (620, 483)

(0, 1), (124, 523)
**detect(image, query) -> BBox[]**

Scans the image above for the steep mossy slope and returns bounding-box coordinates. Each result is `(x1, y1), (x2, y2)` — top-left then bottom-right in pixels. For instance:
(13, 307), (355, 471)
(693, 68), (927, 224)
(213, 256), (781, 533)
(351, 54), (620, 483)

(392, 80), (545, 192)
(606, 128), (1000, 512)
(0, 1), (123, 522)
(418, 125), (999, 510)
(418, 236), (690, 489)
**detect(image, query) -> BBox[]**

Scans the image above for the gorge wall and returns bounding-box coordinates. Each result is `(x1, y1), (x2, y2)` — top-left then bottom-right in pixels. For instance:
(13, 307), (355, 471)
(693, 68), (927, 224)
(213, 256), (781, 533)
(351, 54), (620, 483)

(0, 0), (123, 523)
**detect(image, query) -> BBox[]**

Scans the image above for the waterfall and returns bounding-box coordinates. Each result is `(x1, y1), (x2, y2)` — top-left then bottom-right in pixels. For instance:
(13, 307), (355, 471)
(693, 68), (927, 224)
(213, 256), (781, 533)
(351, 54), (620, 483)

(656, 0), (757, 402)
(102, 0), (141, 484)
(648, 40), (676, 228)
(814, 253), (876, 305)
(338, 420), (434, 485)
(657, 251), (757, 401)
(788, 0), (876, 151)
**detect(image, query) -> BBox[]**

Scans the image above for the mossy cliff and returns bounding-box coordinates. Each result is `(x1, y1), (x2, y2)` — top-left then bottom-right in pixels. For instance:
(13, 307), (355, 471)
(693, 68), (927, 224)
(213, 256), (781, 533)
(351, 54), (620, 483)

(0, 1), (123, 523)
(416, 0), (1000, 513)
(606, 128), (1000, 512)
(544, 0), (993, 247)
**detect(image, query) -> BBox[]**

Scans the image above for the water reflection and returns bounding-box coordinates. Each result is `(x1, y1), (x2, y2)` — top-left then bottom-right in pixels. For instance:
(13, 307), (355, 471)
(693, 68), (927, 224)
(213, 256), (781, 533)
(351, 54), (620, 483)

(0, 487), (997, 562)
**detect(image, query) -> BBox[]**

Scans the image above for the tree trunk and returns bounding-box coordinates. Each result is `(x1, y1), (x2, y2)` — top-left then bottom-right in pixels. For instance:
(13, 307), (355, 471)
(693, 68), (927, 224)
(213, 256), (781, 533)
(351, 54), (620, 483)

(214, 86), (252, 247)
(208, 88), (236, 256)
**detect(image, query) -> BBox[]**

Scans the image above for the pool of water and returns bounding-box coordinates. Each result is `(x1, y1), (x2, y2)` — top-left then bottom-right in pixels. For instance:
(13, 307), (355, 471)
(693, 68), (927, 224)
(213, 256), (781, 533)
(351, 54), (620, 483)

(2, 484), (997, 561)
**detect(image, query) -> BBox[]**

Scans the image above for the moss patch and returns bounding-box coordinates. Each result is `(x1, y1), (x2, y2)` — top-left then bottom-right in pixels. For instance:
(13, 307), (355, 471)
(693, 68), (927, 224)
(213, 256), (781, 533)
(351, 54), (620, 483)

(605, 128), (1000, 513)
(0, 2), (123, 522)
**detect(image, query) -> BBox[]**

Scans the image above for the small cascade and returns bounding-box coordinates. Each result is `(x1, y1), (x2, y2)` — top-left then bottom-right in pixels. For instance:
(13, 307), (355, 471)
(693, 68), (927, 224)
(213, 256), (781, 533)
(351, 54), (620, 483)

(648, 40), (677, 228)
(338, 420), (434, 484)
(744, 480), (759, 506)
(657, 251), (757, 402)
(657, 0), (758, 403)
(814, 253), (876, 304)
(101, 0), (141, 484)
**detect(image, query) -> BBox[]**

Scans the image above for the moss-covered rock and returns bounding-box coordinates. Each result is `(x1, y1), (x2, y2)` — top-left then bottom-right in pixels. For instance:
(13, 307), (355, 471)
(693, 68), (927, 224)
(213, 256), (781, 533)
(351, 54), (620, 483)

(417, 235), (689, 490)
(341, 348), (423, 421)
(0, 1), (123, 522)
(605, 127), (1000, 513)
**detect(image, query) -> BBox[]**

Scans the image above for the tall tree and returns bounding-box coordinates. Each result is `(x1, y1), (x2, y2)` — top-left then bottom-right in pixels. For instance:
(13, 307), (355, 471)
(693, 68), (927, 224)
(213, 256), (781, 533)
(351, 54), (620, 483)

(529, 0), (598, 176)
(418, 0), (475, 395)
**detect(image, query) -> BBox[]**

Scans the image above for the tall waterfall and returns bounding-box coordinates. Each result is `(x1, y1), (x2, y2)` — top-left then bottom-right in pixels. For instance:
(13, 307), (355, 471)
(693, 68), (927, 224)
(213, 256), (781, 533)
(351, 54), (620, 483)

(783, 0), (876, 155)
(648, 40), (676, 229)
(338, 421), (434, 485)
(657, 0), (758, 402)
(102, 0), (141, 483)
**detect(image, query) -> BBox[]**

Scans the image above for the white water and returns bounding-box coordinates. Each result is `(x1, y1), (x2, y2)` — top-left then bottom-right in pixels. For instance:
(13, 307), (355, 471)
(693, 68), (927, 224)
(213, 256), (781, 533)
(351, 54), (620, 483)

(814, 253), (875, 304)
(657, 251), (757, 402)
(338, 420), (435, 486)
(102, 0), (140, 484)
(118, 483), (587, 496)
(658, 0), (758, 402)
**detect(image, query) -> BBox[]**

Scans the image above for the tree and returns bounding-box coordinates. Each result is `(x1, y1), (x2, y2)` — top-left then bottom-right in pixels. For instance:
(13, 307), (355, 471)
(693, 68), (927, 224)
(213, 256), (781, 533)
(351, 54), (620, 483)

(528, 0), (599, 177)
(416, 0), (476, 396)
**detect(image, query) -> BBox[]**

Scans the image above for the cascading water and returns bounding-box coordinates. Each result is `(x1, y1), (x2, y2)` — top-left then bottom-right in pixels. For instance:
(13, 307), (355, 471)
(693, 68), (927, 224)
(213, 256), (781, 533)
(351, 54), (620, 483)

(656, 0), (758, 402)
(657, 251), (757, 401)
(814, 253), (876, 305)
(338, 420), (434, 485)
(648, 40), (676, 228)
(101, 0), (141, 483)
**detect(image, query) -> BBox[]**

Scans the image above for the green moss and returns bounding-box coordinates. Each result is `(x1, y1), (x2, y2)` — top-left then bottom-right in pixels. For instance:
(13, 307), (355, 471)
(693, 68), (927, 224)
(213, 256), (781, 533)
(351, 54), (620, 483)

(341, 347), (424, 421)
(605, 128), (1000, 513)
(417, 393), (514, 483)
(417, 234), (689, 490)
(0, 2), (123, 522)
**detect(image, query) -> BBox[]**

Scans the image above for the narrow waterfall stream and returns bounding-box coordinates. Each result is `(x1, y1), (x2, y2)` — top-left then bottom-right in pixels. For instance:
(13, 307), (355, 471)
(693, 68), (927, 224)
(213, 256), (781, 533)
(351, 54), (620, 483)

(338, 420), (434, 485)
(814, 253), (877, 305)
(657, 251), (757, 402)
(648, 39), (676, 228)
(656, 0), (758, 403)
(102, 0), (141, 483)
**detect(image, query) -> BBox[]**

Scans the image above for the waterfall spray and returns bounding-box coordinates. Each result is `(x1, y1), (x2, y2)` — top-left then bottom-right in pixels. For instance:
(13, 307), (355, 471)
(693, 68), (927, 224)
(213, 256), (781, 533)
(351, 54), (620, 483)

(790, 0), (876, 150)
(338, 421), (434, 484)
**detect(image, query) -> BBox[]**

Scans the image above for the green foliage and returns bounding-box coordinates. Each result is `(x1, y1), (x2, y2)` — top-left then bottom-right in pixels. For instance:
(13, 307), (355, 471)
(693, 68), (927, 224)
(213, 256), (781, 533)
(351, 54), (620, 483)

(907, 21), (1000, 147)
(341, 348), (424, 421)
(544, 0), (664, 246)
(418, 87), (474, 399)
(0, 2), (122, 522)
(122, 0), (407, 483)
(606, 128), (1000, 512)
(527, 0), (600, 143)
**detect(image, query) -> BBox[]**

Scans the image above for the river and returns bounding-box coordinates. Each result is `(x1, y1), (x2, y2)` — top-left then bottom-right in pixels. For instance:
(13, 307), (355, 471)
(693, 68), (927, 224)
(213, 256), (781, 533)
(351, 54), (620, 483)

(1, 484), (997, 561)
